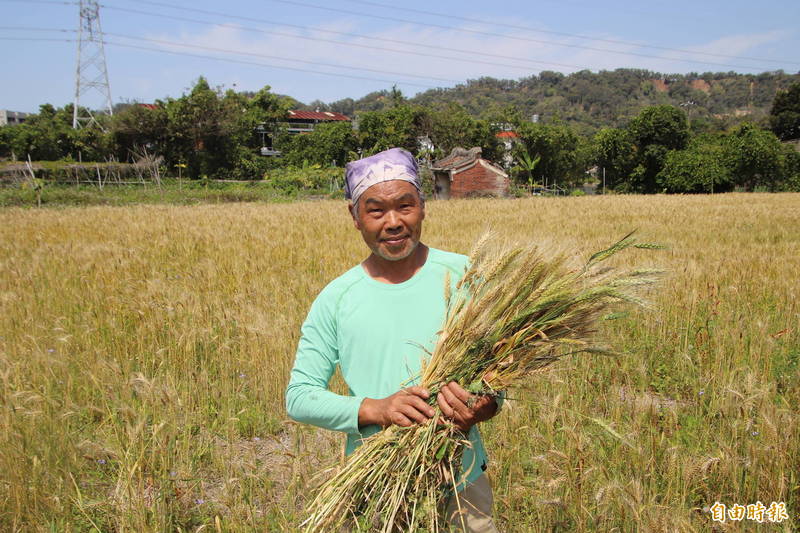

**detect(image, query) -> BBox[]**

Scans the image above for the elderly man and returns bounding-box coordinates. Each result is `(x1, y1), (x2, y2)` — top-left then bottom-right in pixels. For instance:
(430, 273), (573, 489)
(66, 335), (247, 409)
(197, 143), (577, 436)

(285, 147), (500, 531)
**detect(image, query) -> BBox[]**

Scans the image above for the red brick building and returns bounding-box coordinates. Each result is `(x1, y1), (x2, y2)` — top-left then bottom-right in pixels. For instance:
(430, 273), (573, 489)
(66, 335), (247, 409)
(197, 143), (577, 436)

(431, 147), (510, 199)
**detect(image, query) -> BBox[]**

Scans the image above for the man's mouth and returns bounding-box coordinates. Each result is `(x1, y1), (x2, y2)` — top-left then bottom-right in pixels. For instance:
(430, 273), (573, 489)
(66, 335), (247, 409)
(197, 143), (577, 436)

(381, 235), (409, 246)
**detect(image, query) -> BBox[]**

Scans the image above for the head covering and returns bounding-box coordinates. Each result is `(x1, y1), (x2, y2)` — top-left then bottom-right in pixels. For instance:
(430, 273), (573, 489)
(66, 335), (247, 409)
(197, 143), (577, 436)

(344, 147), (420, 205)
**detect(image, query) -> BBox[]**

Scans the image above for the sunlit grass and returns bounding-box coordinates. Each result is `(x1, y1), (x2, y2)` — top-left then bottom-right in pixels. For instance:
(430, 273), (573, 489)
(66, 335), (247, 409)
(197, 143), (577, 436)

(1, 193), (798, 531)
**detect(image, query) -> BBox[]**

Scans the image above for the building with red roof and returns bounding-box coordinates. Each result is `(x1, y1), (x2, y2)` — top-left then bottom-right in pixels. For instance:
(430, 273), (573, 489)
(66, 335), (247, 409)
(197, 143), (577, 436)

(495, 130), (520, 168)
(431, 147), (509, 199)
(285, 109), (350, 134)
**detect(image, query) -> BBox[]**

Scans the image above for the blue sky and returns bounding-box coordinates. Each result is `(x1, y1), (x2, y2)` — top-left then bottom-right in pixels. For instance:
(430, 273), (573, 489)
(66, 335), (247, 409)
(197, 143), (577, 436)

(1, 0), (798, 112)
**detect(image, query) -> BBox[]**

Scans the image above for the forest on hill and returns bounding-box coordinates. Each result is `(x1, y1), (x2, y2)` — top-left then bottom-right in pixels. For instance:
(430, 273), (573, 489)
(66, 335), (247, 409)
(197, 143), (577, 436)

(309, 69), (800, 135)
(1, 71), (799, 197)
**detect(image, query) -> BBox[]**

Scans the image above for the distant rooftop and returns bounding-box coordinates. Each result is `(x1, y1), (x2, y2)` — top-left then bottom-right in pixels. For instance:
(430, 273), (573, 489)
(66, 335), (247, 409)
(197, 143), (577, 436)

(0, 110), (30, 126)
(432, 147), (484, 170)
(287, 110), (350, 121)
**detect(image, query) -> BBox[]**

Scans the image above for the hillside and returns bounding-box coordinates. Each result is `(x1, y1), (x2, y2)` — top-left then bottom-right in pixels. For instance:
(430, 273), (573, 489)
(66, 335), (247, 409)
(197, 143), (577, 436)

(310, 69), (800, 135)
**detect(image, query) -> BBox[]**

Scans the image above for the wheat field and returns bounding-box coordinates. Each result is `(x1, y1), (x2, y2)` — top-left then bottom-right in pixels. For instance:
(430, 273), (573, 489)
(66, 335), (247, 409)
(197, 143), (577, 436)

(1, 193), (798, 532)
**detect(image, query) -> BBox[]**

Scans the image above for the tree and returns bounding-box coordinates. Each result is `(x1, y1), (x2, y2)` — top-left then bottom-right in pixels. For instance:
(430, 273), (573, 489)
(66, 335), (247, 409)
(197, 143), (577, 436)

(624, 105), (689, 192)
(779, 144), (800, 191)
(628, 104), (689, 151)
(657, 138), (733, 193)
(416, 103), (501, 161)
(0, 103), (112, 161)
(389, 85), (406, 108)
(511, 146), (540, 191)
(769, 82), (800, 141)
(356, 105), (419, 154)
(246, 86), (292, 129)
(280, 121), (357, 167)
(22, 104), (76, 160)
(329, 98), (356, 116)
(156, 78), (291, 179)
(163, 77), (233, 177)
(111, 103), (169, 161)
(592, 127), (636, 191)
(515, 121), (585, 188)
(725, 123), (784, 191)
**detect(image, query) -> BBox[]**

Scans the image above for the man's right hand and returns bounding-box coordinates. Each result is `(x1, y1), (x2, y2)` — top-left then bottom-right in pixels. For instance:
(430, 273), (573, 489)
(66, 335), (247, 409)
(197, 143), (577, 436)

(358, 386), (436, 428)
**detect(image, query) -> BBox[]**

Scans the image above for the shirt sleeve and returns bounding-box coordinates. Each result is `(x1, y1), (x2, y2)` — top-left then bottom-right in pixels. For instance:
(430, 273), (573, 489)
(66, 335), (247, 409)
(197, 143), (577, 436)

(285, 290), (364, 435)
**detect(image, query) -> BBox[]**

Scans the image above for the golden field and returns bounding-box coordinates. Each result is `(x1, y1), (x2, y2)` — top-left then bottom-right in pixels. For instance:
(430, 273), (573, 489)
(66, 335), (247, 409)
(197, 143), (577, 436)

(1, 193), (798, 532)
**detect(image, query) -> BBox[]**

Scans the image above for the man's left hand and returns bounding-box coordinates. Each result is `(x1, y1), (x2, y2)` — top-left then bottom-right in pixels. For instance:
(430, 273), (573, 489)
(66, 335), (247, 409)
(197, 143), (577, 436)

(436, 381), (498, 433)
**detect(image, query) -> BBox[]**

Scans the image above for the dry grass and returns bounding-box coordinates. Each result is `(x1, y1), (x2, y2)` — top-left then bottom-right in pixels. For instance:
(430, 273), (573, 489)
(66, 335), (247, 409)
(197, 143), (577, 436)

(1, 193), (798, 531)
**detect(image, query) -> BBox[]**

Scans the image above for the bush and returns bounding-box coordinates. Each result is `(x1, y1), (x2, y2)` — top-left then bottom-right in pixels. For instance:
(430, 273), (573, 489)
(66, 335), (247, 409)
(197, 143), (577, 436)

(262, 166), (343, 194)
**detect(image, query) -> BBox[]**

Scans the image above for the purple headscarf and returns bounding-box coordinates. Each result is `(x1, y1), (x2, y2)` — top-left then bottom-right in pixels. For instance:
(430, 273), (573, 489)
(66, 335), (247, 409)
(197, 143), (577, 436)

(344, 147), (421, 205)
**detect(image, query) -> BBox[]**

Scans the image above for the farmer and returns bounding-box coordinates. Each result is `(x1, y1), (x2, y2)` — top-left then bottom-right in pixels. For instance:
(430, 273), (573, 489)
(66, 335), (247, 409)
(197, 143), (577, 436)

(285, 147), (500, 531)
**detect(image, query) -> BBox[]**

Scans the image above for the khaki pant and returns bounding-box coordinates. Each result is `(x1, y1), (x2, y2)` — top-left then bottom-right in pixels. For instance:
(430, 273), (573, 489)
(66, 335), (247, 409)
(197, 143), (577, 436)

(445, 474), (499, 532)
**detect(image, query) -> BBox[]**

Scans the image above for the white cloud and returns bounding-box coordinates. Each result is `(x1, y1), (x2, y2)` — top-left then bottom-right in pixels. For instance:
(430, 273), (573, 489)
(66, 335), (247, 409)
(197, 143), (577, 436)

(139, 19), (793, 102)
(681, 30), (787, 59)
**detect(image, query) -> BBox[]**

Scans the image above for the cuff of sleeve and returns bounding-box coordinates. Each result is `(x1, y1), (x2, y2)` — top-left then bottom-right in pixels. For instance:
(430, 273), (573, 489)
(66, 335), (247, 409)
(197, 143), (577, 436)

(342, 395), (366, 435)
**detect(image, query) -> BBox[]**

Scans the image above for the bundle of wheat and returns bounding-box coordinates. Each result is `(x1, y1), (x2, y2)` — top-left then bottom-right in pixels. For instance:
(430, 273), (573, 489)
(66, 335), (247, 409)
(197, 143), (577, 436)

(303, 232), (662, 532)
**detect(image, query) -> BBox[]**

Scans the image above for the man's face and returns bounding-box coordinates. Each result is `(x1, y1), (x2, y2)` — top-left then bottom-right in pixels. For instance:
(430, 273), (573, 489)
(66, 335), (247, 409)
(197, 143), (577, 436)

(350, 180), (425, 262)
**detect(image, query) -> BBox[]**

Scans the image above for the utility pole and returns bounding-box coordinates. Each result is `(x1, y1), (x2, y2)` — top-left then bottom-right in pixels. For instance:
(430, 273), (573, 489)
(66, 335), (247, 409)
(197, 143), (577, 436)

(602, 167), (606, 195)
(73, 0), (113, 129)
(680, 100), (696, 129)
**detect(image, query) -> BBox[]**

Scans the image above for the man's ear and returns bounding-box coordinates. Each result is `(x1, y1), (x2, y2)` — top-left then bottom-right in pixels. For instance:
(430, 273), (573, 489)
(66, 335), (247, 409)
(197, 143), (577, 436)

(348, 202), (360, 229)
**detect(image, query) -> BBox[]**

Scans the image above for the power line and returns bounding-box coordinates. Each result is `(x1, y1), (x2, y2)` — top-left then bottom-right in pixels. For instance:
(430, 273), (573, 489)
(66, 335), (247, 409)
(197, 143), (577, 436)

(4, 0), (797, 73)
(0, 0), (75, 4)
(120, 0), (794, 73)
(260, 0), (782, 72)
(103, 40), (442, 88)
(101, 4), (577, 73)
(343, 0), (800, 67)
(104, 32), (462, 84)
(0, 36), (73, 41)
(0, 33), (446, 88)
(107, 1), (589, 71)
(0, 26), (74, 32)
(0, 24), (465, 84)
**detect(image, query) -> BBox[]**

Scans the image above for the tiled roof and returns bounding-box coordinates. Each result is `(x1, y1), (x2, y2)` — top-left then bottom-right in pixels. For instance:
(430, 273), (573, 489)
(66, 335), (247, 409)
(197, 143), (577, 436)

(495, 131), (519, 138)
(137, 103), (159, 110)
(432, 146), (507, 178)
(432, 147), (482, 170)
(287, 110), (350, 121)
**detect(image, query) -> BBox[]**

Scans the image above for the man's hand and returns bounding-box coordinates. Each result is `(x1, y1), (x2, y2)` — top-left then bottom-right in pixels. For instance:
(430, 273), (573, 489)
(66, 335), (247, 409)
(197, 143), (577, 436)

(359, 386), (436, 428)
(437, 381), (498, 433)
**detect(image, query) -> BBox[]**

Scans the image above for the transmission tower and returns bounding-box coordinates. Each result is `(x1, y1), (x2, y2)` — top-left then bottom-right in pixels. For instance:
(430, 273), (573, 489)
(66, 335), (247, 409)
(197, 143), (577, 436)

(72, 0), (113, 129)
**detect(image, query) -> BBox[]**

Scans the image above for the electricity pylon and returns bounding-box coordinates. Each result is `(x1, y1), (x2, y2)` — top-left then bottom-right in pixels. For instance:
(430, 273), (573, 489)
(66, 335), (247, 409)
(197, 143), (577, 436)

(72, 0), (113, 129)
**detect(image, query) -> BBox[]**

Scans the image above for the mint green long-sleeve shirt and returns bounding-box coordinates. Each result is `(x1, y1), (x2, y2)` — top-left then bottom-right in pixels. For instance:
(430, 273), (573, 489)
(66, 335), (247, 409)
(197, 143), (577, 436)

(285, 247), (489, 486)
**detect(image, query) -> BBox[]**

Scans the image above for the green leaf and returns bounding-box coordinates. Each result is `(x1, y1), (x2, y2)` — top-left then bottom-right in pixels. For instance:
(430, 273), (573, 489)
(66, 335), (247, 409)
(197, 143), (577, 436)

(435, 441), (449, 461)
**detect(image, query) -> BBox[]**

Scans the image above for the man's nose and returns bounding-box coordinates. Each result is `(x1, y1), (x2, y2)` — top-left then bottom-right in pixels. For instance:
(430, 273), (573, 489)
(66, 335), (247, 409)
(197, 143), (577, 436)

(385, 210), (402, 230)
